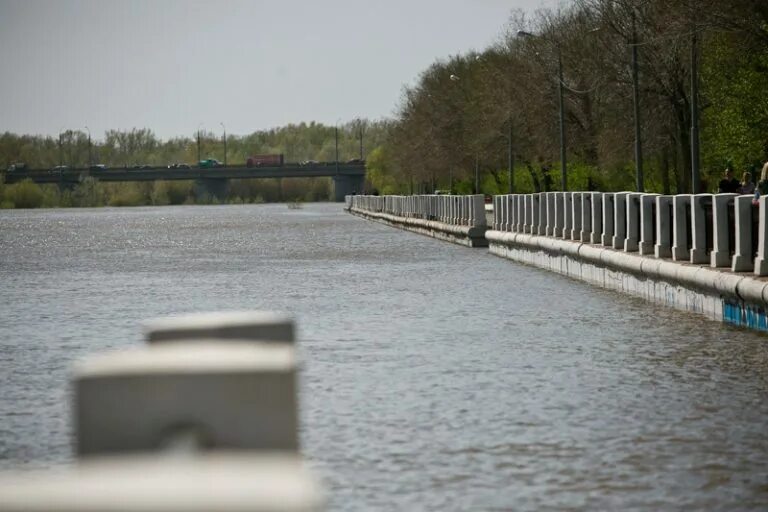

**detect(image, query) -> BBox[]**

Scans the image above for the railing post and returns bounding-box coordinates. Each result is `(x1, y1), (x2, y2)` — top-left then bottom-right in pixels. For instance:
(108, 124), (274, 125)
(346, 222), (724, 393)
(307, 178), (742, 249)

(471, 194), (486, 227)
(579, 192), (592, 242)
(601, 193), (614, 246)
(570, 192), (582, 240)
(589, 192), (602, 244)
(612, 192), (629, 249)
(545, 192), (556, 236)
(755, 196), (768, 275)
(672, 194), (692, 261)
(553, 192), (565, 237)
(505, 195), (513, 231)
(711, 193), (738, 267)
(537, 193), (547, 235)
(516, 194), (525, 233)
(690, 193), (712, 264)
(653, 196), (673, 258)
(732, 195), (755, 272)
(523, 195), (532, 233)
(562, 192), (573, 240)
(624, 193), (642, 252)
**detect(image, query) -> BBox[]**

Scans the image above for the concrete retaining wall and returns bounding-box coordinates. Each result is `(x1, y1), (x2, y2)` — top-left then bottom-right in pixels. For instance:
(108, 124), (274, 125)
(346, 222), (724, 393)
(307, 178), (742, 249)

(346, 194), (488, 248)
(488, 192), (768, 332)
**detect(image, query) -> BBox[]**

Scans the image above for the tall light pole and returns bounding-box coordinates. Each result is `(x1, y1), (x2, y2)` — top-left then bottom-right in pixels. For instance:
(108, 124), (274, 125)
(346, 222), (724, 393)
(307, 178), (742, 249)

(334, 121), (341, 176)
(220, 122), (227, 167)
(357, 118), (364, 160)
(197, 124), (203, 163)
(84, 126), (92, 167)
(690, 22), (701, 193)
(630, 10), (644, 192)
(58, 127), (65, 167)
(508, 115), (515, 194)
(518, 31), (568, 191)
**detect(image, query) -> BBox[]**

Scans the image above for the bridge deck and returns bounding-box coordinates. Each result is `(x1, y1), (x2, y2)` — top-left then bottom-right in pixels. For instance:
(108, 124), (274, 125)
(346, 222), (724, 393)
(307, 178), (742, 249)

(3, 163), (365, 184)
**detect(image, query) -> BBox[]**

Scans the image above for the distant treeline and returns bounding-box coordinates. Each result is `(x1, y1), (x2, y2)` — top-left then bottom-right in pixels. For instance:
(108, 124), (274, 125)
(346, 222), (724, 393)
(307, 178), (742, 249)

(0, 120), (390, 208)
(367, 0), (768, 195)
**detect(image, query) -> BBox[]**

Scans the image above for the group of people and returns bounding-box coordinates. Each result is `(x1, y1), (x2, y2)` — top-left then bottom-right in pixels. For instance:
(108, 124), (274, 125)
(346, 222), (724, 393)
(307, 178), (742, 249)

(717, 162), (768, 199)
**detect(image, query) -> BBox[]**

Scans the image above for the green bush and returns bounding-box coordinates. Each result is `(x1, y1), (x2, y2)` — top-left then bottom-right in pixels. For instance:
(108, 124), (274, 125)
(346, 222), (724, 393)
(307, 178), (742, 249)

(4, 179), (44, 208)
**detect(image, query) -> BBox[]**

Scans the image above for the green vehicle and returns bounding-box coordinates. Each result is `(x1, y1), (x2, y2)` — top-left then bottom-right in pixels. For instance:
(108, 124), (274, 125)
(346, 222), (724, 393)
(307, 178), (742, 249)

(198, 159), (223, 168)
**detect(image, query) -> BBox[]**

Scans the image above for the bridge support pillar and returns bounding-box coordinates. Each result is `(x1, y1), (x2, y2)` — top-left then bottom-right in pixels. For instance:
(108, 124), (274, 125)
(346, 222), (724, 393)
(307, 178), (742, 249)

(195, 178), (229, 203)
(333, 174), (365, 202)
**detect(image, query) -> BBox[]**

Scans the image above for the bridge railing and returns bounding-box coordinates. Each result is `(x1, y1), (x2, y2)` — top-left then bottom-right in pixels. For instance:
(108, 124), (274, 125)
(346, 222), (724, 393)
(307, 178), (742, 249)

(491, 192), (768, 276)
(347, 194), (487, 228)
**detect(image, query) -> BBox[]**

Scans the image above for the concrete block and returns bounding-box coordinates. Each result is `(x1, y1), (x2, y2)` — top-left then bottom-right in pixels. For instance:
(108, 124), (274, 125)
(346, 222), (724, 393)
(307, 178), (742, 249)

(563, 193), (573, 240)
(531, 194), (541, 235)
(601, 193), (614, 246)
(0, 454), (322, 512)
(755, 197), (768, 276)
(730, 196), (754, 271)
(545, 192), (556, 236)
(639, 193), (659, 255)
(672, 194), (692, 261)
(537, 193), (547, 235)
(624, 193), (642, 252)
(654, 196), (673, 258)
(144, 311), (294, 344)
(580, 192), (592, 242)
(75, 342), (298, 455)
(590, 192), (602, 244)
(612, 192), (629, 249)
(690, 194), (712, 264)
(553, 192), (565, 238)
(571, 193), (582, 240)
(711, 194), (738, 267)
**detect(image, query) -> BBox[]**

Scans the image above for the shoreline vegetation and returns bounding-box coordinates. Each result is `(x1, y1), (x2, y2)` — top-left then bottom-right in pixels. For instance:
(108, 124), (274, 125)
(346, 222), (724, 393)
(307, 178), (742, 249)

(0, 177), (334, 209)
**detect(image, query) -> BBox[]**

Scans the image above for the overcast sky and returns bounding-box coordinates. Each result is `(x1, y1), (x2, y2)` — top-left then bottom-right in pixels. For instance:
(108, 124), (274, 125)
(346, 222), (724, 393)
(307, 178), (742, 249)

(1, 0), (559, 140)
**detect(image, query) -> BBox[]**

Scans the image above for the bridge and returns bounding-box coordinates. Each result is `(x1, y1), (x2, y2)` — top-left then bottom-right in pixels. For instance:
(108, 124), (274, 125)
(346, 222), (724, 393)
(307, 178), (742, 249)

(2, 162), (366, 202)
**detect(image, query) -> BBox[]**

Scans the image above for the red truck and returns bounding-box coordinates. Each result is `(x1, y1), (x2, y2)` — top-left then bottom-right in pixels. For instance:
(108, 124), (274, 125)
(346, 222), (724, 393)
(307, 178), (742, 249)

(246, 154), (284, 167)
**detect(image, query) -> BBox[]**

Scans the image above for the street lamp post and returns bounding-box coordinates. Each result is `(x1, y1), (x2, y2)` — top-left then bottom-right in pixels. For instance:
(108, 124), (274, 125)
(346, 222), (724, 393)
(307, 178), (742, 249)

(357, 119), (364, 160)
(84, 126), (92, 167)
(690, 25), (701, 193)
(631, 11), (644, 192)
(58, 128), (65, 167)
(197, 124), (203, 163)
(220, 122), (227, 167)
(334, 120), (341, 176)
(556, 46), (567, 191)
(508, 115), (515, 194)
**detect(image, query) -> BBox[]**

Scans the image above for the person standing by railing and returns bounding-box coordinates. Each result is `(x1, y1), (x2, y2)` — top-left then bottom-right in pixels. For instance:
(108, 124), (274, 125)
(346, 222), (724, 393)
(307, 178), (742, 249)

(718, 168), (741, 193)
(740, 171), (755, 194)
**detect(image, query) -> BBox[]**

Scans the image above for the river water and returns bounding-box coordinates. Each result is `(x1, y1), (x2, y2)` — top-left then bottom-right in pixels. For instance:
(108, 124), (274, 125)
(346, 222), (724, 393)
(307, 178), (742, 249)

(1, 203), (767, 510)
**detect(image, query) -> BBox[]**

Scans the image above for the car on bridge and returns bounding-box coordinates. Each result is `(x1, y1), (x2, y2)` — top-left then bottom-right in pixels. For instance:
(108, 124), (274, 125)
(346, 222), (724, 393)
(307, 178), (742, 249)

(90, 164), (107, 171)
(198, 159), (223, 168)
(49, 165), (69, 174)
(5, 162), (27, 173)
(167, 163), (191, 169)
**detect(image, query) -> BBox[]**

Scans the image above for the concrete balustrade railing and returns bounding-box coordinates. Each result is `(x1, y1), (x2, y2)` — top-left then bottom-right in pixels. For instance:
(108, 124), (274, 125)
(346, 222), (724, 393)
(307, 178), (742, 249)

(0, 311), (322, 511)
(490, 191), (767, 276)
(346, 194), (488, 247)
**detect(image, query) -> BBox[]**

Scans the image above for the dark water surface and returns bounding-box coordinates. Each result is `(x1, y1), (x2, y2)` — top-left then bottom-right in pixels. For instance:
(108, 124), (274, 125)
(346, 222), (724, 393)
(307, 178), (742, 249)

(1, 203), (767, 510)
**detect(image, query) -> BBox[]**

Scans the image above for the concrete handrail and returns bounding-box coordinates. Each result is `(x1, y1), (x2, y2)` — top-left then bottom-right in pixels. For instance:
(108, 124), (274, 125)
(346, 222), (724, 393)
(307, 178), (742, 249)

(347, 194), (487, 228)
(490, 191), (767, 276)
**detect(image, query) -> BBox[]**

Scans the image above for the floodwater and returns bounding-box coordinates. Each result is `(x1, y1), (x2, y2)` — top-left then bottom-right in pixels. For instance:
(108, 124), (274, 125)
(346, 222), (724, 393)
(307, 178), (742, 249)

(1, 203), (767, 511)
